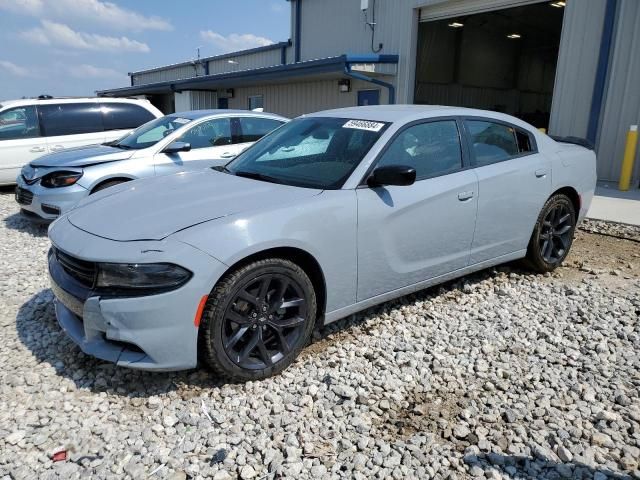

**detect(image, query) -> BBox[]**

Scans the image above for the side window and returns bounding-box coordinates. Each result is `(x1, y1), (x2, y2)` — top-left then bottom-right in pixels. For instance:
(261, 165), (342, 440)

(102, 103), (155, 130)
(516, 129), (533, 153)
(377, 120), (463, 180)
(0, 106), (41, 140)
(40, 103), (103, 137)
(248, 95), (264, 111)
(238, 117), (284, 143)
(179, 118), (231, 149)
(466, 120), (519, 166)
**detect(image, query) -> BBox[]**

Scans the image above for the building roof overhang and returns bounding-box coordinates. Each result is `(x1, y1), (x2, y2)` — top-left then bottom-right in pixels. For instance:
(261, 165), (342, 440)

(97, 54), (399, 97)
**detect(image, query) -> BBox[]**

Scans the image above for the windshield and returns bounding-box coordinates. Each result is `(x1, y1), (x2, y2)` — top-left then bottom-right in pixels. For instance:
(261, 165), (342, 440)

(227, 117), (388, 189)
(114, 116), (192, 150)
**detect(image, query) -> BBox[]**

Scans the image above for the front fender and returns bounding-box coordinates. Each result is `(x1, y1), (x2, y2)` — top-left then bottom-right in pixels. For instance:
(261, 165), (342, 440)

(172, 190), (358, 314)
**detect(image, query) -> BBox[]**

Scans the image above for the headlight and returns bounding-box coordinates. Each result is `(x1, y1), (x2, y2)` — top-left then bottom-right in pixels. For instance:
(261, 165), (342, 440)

(41, 171), (83, 188)
(96, 263), (192, 292)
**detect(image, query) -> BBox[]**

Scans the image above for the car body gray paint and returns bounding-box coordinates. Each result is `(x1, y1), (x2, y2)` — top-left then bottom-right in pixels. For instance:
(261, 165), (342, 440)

(47, 105), (597, 371)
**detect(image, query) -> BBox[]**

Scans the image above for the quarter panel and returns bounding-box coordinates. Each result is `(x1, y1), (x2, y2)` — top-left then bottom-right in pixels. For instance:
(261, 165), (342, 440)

(173, 190), (358, 314)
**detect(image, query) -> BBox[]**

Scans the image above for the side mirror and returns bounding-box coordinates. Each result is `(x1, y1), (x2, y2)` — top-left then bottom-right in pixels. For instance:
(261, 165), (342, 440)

(367, 165), (416, 187)
(163, 141), (191, 154)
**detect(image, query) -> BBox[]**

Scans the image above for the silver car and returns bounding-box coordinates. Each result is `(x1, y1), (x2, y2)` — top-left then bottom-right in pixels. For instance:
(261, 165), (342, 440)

(47, 105), (596, 380)
(15, 110), (287, 221)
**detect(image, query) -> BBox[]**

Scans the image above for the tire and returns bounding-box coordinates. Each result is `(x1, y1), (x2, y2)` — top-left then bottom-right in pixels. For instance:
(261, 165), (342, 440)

(526, 194), (576, 273)
(199, 258), (317, 381)
(91, 179), (128, 194)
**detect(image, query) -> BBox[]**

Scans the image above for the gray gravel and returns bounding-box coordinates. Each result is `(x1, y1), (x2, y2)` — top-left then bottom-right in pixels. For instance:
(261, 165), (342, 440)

(1, 191), (639, 480)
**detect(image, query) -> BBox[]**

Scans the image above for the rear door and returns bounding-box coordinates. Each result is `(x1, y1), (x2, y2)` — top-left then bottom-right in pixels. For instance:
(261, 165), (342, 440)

(463, 117), (551, 264)
(39, 102), (106, 153)
(356, 118), (478, 301)
(153, 117), (234, 175)
(0, 105), (46, 183)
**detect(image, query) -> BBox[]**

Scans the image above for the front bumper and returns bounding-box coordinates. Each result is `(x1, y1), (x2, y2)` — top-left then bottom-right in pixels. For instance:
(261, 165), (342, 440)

(47, 219), (228, 371)
(15, 175), (88, 221)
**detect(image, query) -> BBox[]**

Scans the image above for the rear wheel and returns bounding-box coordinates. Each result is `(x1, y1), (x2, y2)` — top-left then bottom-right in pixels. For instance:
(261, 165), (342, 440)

(526, 194), (576, 272)
(199, 258), (316, 381)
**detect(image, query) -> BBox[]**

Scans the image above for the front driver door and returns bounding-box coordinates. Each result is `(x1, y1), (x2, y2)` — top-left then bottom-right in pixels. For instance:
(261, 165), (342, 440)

(356, 119), (478, 301)
(154, 117), (236, 176)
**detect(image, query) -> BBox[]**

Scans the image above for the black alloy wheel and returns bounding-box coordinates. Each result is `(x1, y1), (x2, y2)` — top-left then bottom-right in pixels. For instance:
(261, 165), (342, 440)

(539, 203), (573, 263)
(526, 193), (576, 272)
(200, 258), (316, 381)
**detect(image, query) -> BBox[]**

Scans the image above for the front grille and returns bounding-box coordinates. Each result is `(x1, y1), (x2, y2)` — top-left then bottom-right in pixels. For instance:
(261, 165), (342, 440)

(54, 248), (97, 287)
(15, 187), (33, 205)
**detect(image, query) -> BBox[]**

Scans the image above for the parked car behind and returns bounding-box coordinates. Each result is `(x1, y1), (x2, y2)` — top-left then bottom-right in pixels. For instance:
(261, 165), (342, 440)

(16, 110), (287, 221)
(0, 96), (162, 185)
(47, 105), (596, 380)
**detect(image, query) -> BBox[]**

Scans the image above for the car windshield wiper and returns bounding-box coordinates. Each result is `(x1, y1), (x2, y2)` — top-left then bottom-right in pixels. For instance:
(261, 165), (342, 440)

(234, 170), (282, 184)
(212, 165), (232, 174)
(110, 143), (132, 150)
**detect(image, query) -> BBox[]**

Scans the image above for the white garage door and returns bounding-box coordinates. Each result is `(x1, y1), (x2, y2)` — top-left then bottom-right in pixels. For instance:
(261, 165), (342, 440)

(419, 0), (546, 21)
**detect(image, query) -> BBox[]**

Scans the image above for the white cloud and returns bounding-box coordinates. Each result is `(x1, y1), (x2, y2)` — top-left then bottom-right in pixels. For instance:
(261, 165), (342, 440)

(21, 20), (150, 53)
(0, 60), (31, 77)
(69, 64), (124, 79)
(200, 31), (274, 54)
(0, 0), (172, 31)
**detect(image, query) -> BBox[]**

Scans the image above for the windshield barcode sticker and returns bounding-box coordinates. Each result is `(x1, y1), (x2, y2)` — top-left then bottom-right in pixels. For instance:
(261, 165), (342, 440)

(173, 118), (191, 124)
(343, 120), (385, 132)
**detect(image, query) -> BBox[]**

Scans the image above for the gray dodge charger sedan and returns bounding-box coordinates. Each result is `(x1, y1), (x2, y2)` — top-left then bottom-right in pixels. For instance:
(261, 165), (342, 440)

(47, 105), (596, 381)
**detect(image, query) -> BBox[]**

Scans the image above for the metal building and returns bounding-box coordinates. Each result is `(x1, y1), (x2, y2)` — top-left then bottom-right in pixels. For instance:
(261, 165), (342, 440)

(98, 0), (640, 187)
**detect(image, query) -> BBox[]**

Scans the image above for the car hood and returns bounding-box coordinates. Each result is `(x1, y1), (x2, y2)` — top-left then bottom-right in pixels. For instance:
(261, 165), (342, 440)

(67, 169), (322, 241)
(30, 144), (134, 168)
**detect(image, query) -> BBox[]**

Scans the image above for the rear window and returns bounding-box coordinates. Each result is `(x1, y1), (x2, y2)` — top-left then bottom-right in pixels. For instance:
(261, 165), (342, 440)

(238, 117), (284, 143)
(102, 102), (156, 131)
(40, 103), (103, 137)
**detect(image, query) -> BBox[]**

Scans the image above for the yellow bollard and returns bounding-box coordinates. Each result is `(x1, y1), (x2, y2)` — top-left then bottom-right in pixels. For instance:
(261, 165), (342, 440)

(619, 124), (638, 191)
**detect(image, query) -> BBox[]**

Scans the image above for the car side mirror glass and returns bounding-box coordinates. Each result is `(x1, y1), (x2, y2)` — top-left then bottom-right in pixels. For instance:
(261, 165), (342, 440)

(163, 141), (191, 154)
(367, 165), (416, 187)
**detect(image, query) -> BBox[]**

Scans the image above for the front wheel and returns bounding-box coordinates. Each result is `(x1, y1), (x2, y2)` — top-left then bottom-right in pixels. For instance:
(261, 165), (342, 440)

(526, 194), (576, 273)
(199, 258), (317, 381)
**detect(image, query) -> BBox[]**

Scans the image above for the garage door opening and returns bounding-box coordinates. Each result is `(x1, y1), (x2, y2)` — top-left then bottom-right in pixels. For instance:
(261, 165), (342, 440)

(414, 2), (565, 130)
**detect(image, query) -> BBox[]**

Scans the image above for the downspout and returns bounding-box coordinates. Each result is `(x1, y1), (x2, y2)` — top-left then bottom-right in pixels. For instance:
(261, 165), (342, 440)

(281, 44), (287, 65)
(587, 0), (617, 145)
(294, 0), (301, 62)
(343, 64), (396, 104)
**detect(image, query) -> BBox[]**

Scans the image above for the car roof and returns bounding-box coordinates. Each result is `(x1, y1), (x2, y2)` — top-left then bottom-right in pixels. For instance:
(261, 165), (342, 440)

(168, 109), (288, 120)
(306, 104), (534, 130)
(0, 97), (152, 109)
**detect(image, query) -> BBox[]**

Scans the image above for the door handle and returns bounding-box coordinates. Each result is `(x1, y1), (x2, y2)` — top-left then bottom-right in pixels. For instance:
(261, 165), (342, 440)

(50, 145), (65, 152)
(29, 146), (45, 153)
(458, 191), (474, 201)
(220, 152), (236, 159)
(535, 169), (548, 178)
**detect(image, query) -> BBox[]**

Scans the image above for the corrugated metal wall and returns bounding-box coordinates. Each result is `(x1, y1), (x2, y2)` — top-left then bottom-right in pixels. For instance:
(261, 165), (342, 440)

(548, 0), (607, 139)
(190, 91), (218, 110)
(207, 48), (284, 74)
(132, 64), (204, 86)
(596, 0), (640, 184)
(228, 78), (388, 118)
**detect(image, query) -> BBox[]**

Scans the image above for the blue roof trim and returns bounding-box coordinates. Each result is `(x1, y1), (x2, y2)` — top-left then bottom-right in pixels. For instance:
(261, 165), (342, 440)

(97, 54), (399, 97)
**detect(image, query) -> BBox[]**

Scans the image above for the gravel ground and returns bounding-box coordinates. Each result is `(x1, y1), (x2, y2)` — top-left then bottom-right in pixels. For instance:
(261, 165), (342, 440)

(0, 190), (639, 480)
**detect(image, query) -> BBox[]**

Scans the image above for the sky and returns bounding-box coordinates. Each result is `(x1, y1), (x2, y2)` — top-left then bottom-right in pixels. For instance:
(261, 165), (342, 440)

(0, 0), (291, 100)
